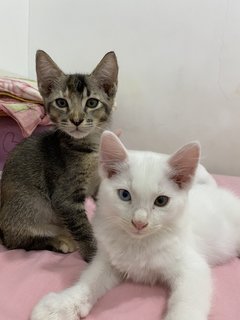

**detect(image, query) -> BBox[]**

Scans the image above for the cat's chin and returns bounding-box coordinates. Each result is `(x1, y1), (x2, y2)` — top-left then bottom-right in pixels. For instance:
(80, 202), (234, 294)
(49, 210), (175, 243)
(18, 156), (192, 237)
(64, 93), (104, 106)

(131, 233), (148, 239)
(125, 227), (150, 239)
(63, 128), (91, 139)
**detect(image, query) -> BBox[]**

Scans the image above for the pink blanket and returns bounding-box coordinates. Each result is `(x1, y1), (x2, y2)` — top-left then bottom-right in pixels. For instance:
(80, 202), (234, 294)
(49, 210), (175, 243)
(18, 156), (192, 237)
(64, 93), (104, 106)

(0, 175), (240, 320)
(0, 77), (51, 137)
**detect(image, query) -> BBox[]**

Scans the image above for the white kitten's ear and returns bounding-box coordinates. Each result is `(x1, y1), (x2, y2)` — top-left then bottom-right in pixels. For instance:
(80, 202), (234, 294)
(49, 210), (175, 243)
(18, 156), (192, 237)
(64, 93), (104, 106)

(36, 50), (64, 97)
(168, 142), (200, 189)
(91, 51), (118, 97)
(99, 131), (128, 178)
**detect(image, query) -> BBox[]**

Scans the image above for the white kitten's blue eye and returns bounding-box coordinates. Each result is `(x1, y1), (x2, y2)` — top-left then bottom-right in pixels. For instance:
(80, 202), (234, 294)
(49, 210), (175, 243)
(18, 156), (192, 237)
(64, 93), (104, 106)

(154, 195), (169, 207)
(117, 189), (131, 201)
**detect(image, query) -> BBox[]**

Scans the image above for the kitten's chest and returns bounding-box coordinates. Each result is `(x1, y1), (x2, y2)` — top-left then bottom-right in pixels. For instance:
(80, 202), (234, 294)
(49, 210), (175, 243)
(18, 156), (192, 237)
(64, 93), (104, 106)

(112, 244), (157, 283)
(63, 151), (99, 193)
(96, 227), (179, 285)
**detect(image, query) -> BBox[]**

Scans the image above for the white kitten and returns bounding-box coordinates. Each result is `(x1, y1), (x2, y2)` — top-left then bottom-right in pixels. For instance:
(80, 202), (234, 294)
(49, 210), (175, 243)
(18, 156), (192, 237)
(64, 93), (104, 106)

(31, 131), (240, 320)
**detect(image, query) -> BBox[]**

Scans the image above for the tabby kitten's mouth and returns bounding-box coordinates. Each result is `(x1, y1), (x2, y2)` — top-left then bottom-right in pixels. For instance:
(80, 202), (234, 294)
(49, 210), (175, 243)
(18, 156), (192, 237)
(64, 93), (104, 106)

(59, 125), (92, 139)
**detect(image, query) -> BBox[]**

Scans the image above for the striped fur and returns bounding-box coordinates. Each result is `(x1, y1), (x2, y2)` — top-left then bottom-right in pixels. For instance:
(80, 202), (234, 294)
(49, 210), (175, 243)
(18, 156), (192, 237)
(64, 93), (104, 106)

(0, 50), (118, 262)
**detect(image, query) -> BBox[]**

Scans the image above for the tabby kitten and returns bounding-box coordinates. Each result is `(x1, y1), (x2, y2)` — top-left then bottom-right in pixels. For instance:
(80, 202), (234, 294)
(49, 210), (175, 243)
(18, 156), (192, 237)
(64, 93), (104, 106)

(0, 50), (118, 262)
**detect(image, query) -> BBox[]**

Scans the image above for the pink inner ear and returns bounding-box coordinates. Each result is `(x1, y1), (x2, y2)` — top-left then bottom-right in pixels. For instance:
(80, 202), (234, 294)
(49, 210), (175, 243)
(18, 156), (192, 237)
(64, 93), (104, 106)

(168, 143), (200, 188)
(100, 131), (128, 178)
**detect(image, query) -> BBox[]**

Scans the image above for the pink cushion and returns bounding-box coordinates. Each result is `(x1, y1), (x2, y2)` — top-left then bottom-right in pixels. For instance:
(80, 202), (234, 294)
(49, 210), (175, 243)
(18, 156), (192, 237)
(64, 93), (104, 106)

(0, 175), (240, 320)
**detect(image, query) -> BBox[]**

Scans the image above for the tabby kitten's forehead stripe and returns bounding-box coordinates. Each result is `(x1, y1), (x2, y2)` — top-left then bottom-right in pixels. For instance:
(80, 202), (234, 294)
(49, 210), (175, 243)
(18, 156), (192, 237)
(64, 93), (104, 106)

(66, 74), (87, 95)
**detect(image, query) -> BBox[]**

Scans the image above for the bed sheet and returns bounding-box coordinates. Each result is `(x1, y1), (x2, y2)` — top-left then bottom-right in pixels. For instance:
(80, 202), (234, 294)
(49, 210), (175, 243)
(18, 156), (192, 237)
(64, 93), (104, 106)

(0, 175), (240, 320)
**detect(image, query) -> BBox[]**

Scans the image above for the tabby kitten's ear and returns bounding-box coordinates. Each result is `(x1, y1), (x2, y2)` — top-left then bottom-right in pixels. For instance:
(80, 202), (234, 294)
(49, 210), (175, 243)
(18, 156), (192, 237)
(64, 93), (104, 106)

(168, 142), (200, 189)
(91, 51), (118, 97)
(36, 50), (64, 97)
(99, 131), (127, 178)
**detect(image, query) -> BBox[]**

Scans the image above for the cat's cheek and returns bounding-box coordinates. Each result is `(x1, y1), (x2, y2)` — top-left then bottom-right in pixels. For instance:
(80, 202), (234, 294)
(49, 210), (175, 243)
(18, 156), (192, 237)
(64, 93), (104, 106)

(151, 210), (165, 225)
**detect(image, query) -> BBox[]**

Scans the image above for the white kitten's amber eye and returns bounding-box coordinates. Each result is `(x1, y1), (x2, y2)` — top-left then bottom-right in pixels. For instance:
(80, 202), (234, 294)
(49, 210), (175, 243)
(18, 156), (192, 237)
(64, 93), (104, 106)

(154, 195), (169, 207)
(117, 189), (131, 201)
(55, 98), (68, 108)
(86, 98), (99, 108)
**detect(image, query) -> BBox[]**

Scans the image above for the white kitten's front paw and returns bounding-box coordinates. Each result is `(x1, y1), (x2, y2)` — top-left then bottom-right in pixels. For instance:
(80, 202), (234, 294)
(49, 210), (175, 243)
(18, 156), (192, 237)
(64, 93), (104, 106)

(165, 311), (207, 320)
(31, 292), (78, 320)
(31, 289), (93, 320)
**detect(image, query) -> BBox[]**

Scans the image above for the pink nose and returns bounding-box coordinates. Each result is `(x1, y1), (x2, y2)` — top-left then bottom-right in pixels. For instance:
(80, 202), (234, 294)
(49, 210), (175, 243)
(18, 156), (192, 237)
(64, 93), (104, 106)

(131, 220), (148, 230)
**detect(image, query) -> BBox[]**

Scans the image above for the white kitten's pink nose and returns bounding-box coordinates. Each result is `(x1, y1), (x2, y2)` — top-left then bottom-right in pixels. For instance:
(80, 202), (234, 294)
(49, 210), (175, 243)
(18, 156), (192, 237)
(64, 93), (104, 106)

(131, 219), (148, 230)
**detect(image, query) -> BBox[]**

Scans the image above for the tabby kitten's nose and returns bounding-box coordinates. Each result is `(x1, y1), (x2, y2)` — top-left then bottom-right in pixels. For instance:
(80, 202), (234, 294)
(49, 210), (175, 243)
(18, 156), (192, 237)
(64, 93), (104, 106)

(70, 119), (83, 127)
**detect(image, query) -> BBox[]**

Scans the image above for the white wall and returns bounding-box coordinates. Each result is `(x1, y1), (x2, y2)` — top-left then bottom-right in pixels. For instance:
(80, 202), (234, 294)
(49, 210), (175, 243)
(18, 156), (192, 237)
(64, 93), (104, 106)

(0, 0), (29, 75)
(3, 0), (240, 175)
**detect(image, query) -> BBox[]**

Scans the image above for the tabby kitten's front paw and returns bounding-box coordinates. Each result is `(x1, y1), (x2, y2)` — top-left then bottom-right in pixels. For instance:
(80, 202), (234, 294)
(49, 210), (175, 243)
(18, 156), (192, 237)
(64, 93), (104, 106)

(31, 289), (93, 320)
(51, 235), (79, 253)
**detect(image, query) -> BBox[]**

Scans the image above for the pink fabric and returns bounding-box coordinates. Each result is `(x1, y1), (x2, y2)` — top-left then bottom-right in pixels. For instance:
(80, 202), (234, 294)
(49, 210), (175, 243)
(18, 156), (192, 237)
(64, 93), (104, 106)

(0, 78), (42, 102)
(0, 175), (240, 320)
(0, 77), (51, 137)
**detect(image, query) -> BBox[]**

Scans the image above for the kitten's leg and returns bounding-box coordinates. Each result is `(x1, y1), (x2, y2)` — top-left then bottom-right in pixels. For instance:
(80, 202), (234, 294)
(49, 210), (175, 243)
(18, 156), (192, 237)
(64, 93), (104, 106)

(0, 193), (77, 253)
(31, 251), (121, 320)
(49, 233), (79, 253)
(1, 223), (78, 253)
(165, 249), (212, 320)
(52, 191), (96, 262)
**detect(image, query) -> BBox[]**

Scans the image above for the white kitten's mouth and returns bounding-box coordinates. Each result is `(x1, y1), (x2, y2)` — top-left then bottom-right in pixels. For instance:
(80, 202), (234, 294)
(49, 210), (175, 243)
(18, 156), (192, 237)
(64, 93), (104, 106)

(125, 225), (150, 238)
(110, 217), (153, 238)
(125, 223), (164, 238)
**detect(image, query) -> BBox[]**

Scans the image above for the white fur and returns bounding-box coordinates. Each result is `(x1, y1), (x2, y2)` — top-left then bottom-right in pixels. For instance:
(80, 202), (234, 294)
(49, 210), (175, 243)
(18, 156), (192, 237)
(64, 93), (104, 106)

(31, 142), (240, 320)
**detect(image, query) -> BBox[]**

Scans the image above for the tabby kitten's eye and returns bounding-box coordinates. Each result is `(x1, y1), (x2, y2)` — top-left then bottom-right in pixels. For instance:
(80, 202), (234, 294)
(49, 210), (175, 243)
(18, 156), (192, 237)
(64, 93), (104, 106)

(117, 189), (131, 202)
(154, 195), (169, 207)
(55, 98), (68, 108)
(86, 98), (99, 108)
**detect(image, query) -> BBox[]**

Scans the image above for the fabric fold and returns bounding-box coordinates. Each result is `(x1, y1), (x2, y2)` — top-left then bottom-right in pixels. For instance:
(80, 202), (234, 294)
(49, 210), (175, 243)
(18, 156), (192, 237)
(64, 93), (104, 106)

(0, 77), (51, 137)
